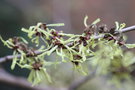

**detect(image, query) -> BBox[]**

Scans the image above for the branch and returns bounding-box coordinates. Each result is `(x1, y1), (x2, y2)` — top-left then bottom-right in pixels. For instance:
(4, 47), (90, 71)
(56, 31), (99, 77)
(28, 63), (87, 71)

(0, 25), (135, 64)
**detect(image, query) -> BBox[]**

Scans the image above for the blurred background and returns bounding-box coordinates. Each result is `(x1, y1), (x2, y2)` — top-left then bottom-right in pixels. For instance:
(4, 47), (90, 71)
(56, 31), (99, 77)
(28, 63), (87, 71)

(0, 0), (135, 90)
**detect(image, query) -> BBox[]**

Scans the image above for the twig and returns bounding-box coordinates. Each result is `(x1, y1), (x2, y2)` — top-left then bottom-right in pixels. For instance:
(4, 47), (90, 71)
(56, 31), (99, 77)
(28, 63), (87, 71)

(68, 70), (96, 90)
(0, 25), (135, 64)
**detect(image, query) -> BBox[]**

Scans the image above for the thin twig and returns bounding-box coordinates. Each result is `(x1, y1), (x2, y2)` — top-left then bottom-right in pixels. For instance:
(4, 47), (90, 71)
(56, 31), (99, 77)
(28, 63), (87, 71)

(0, 51), (41, 63)
(0, 25), (135, 64)
(94, 25), (135, 39)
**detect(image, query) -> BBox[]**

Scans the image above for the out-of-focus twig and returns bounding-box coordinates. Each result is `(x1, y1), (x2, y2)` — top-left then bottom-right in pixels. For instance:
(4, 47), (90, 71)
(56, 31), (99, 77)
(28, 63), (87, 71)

(68, 70), (96, 90)
(0, 68), (66, 90)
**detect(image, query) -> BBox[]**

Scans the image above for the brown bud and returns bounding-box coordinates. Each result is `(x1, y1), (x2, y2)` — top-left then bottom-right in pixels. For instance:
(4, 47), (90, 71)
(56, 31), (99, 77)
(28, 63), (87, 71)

(32, 62), (42, 70)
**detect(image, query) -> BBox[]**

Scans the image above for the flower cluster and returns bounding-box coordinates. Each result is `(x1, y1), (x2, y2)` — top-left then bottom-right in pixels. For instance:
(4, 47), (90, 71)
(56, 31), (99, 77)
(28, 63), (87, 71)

(1, 16), (135, 86)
